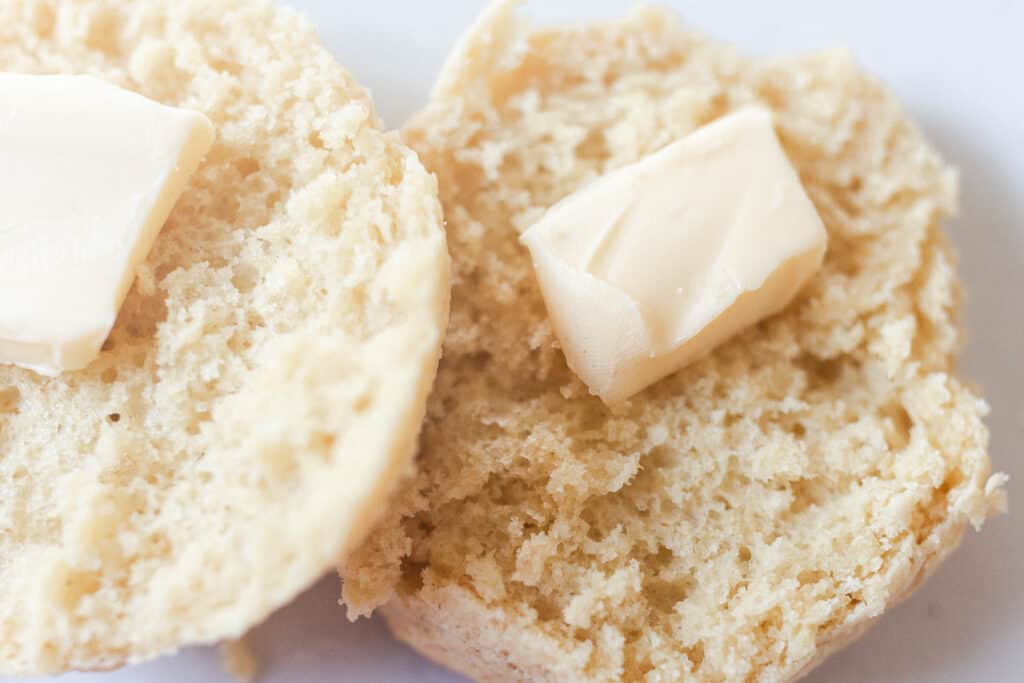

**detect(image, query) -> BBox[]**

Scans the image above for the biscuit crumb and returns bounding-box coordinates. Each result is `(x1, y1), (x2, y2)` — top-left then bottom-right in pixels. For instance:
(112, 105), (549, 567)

(0, 0), (448, 674)
(219, 636), (259, 683)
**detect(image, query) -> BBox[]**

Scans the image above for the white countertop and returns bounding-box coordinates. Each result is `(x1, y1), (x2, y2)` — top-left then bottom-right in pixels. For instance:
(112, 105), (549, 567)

(14, 1), (1023, 681)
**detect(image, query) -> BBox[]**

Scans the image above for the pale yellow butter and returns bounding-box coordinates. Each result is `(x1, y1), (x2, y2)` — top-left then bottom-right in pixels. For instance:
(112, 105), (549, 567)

(521, 109), (827, 404)
(0, 74), (215, 376)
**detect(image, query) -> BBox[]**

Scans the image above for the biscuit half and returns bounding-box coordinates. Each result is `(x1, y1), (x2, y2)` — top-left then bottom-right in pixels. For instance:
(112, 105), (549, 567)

(0, 0), (449, 673)
(342, 2), (1005, 681)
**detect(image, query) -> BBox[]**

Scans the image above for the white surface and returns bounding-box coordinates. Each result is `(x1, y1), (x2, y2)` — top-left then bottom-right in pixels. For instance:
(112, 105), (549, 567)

(13, 1), (1022, 681)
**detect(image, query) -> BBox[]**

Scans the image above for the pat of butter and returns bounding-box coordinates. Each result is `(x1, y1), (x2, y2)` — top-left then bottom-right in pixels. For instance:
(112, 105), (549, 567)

(0, 74), (215, 376)
(521, 109), (827, 404)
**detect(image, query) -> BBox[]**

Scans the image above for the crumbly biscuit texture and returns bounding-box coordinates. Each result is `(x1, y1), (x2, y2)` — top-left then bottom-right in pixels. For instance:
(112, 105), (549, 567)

(0, 0), (448, 673)
(219, 636), (259, 683)
(343, 3), (1005, 681)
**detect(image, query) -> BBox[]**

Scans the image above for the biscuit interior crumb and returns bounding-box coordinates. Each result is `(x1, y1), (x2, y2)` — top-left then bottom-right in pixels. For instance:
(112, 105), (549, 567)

(220, 636), (259, 683)
(0, 0), (448, 674)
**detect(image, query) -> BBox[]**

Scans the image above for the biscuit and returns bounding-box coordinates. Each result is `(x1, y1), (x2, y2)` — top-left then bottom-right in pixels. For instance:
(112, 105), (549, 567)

(342, 3), (1005, 681)
(0, 0), (448, 673)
